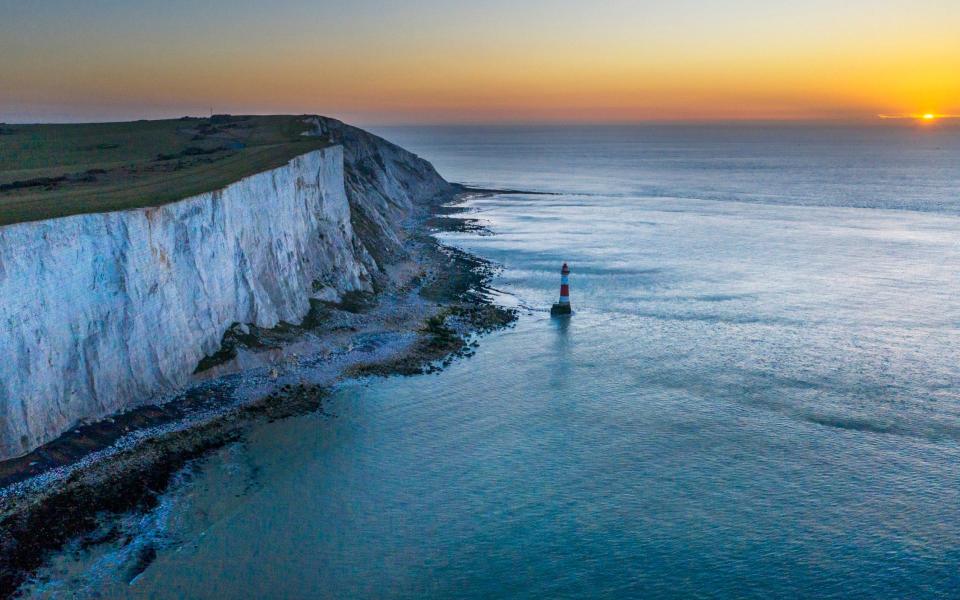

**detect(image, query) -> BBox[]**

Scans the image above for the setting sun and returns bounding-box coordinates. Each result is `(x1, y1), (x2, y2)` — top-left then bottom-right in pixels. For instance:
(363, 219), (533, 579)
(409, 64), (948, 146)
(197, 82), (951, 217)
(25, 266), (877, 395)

(922, 113), (936, 120)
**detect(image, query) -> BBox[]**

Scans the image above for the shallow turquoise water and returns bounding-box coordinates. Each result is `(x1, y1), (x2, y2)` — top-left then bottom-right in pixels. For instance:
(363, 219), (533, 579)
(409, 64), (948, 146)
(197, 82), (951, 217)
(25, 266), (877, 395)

(29, 125), (960, 598)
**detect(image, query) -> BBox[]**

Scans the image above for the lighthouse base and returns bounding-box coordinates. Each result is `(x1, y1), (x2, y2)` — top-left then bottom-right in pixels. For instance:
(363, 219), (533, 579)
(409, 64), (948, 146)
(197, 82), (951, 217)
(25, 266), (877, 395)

(550, 303), (572, 316)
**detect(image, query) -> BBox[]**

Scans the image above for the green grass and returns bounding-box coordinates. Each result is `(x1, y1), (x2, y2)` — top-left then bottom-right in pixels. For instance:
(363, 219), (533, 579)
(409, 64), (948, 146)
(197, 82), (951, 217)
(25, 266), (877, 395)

(0, 115), (329, 226)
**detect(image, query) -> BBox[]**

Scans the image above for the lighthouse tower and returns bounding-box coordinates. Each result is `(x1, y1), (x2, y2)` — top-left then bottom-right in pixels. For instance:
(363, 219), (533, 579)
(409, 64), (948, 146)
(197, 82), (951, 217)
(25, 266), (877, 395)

(550, 263), (572, 316)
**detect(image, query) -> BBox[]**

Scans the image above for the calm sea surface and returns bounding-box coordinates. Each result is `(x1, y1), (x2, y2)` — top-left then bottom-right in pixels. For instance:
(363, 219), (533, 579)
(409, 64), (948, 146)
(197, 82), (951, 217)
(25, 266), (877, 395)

(28, 124), (960, 598)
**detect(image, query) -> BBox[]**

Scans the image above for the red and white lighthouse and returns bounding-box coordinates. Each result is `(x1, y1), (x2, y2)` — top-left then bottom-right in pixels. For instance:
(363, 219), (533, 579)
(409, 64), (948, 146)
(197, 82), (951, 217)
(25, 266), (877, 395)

(551, 262), (572, 316)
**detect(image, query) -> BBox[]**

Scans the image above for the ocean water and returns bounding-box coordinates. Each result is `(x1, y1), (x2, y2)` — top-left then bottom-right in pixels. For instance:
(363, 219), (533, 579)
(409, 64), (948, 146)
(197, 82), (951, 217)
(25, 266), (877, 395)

(26, 124), (960, 598)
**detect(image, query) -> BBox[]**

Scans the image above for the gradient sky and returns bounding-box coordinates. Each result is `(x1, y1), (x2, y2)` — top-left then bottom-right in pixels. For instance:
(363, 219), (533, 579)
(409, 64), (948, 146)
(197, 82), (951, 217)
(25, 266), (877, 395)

(2, 0), (958, 124)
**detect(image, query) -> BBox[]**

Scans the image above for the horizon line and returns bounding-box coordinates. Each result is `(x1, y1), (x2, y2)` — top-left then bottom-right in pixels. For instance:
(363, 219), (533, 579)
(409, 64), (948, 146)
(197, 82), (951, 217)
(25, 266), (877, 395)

(5, 113), (958, 128)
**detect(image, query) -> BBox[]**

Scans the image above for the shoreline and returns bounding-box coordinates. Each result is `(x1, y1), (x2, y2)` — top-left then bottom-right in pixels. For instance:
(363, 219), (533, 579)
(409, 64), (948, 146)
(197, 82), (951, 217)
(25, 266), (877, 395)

(0, 191), (516, 597)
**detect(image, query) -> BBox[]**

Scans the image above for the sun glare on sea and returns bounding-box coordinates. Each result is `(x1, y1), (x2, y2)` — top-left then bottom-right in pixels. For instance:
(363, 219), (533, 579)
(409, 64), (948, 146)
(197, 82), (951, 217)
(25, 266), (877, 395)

(877, 112), (948, 123)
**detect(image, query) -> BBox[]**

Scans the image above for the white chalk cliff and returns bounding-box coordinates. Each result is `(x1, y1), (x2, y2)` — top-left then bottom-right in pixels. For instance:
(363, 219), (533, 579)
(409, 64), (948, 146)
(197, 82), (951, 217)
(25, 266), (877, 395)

(0, 118), (455, 459)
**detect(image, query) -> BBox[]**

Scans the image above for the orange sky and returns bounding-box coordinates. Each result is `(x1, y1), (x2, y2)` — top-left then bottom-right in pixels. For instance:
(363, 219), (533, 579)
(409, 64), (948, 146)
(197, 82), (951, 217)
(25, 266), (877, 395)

(2, 0), (958, 123)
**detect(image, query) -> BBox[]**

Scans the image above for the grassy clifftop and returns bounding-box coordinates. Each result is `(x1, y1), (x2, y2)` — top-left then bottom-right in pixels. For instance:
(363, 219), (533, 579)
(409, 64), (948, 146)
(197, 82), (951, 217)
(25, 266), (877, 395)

(0, 115), (329, 226)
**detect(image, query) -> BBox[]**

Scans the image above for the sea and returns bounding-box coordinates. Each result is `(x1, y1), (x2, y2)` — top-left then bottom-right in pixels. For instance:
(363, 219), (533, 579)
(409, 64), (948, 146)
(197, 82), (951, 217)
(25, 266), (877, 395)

(23, 123), (960, 598)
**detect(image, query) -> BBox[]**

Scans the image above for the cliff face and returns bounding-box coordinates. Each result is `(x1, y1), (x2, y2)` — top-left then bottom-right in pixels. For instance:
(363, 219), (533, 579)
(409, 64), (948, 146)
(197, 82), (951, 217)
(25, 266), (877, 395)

(0, 122), (455, 460)
(310, 117), (458, 269)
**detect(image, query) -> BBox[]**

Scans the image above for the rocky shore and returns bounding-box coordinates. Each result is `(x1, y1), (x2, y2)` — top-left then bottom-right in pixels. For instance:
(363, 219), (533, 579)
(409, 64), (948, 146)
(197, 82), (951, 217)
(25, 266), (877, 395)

(0, 119), (517, 596)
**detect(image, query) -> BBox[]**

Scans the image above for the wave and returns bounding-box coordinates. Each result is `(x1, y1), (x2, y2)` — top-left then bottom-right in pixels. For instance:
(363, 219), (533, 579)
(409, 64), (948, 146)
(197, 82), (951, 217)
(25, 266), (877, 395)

(804, 412), (960, 443)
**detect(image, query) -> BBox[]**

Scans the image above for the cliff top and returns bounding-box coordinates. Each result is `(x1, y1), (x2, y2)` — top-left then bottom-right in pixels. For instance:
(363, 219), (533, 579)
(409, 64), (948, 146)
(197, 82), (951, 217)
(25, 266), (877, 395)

(0, 115), (330, 226)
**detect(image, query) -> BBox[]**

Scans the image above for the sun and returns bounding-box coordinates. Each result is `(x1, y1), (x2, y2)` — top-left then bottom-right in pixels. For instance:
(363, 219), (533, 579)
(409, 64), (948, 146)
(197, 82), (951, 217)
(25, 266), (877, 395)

(922, 113), (936, 120)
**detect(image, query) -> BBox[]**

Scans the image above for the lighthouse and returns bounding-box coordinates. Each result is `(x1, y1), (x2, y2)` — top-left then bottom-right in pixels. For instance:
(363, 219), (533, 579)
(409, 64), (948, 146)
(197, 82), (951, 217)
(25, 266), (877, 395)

(550, 262), (572, 316)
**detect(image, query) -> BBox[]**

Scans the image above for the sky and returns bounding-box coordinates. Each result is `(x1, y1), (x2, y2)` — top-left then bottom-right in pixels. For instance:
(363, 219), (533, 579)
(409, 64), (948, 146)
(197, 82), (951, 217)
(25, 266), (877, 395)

(1, 0), (958, 124)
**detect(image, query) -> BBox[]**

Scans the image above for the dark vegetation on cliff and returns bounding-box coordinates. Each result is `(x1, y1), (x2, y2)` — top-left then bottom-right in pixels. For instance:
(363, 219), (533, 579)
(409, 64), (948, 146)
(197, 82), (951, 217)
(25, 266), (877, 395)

(0, 115), (330, 226)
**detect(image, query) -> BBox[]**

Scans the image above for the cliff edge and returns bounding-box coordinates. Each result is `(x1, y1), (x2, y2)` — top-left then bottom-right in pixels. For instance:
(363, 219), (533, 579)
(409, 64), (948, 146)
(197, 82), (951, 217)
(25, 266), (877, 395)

(0, 116), (457, 460)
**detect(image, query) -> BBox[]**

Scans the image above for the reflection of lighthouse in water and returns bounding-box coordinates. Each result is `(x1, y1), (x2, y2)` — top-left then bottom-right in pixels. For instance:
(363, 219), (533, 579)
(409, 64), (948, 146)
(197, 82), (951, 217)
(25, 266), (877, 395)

(550, 262), (572, 316)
